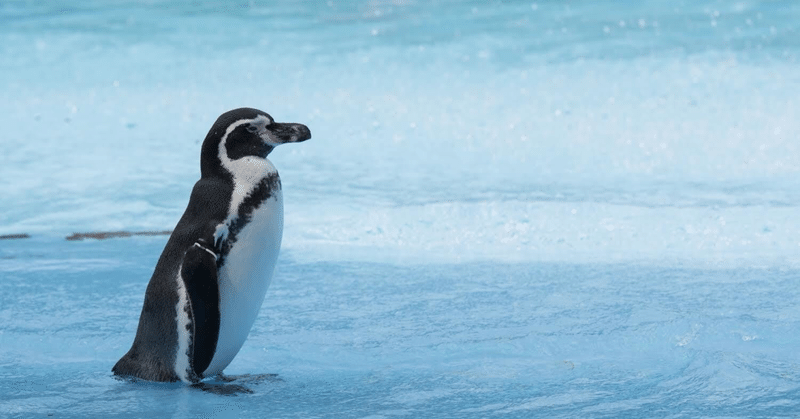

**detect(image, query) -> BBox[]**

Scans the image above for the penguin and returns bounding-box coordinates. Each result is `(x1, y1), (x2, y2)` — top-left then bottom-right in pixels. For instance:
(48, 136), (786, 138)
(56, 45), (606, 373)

(113, 108), (311, 383)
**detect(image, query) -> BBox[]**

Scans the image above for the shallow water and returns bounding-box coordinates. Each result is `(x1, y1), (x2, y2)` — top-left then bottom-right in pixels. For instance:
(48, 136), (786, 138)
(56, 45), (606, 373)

(2, 0), (800, 417)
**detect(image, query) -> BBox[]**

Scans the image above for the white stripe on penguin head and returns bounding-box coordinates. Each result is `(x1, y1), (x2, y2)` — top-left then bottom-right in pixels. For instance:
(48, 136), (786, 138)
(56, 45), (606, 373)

(214, 115), (279, 244)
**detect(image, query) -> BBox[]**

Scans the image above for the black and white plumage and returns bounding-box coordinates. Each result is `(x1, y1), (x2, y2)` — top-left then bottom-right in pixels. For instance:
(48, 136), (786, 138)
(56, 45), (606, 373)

(113, 108), (311, 383)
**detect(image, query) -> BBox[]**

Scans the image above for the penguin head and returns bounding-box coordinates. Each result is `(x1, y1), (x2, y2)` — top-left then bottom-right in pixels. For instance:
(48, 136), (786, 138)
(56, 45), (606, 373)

(201, 108), (311, 176)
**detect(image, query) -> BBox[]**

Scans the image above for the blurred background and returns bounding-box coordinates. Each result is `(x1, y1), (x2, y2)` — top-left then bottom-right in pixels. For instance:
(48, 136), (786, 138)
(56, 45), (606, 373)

(2, 0), (799, 265)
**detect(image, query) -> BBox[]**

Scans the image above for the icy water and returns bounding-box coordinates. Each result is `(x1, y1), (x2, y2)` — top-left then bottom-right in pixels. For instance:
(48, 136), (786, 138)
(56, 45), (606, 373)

(2, 0), (800, 417)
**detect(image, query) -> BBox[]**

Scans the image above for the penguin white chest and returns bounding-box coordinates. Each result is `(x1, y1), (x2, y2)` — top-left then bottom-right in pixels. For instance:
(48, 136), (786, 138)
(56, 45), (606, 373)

(202, 186), (283, 377)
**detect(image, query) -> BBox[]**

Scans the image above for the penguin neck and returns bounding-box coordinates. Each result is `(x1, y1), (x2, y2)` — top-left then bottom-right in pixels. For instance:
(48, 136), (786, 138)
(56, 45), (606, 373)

(224, 156), (277, 184)
(200, 135), (227, 179)
(226, 156), (277, 215)
(200, 137), (276, 181)
(201, 153), (276, 183)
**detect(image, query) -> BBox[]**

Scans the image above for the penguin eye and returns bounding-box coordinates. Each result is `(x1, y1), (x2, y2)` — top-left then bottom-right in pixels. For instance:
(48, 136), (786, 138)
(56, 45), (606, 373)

(246, 125), (259, 133)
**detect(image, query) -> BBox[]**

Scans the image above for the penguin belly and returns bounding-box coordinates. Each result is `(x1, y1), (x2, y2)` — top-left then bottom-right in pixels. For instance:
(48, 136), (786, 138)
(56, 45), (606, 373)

(201, 188), (284, 377)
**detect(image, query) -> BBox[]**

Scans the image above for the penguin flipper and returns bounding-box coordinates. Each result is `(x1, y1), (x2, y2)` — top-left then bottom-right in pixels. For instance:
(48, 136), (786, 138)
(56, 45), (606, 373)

(180, 240), (221, 379)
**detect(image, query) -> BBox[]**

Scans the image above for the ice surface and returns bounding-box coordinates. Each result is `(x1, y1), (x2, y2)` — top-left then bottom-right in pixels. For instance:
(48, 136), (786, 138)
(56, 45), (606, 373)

(1, 0), (800, 417)
(3, 238), (800, 417)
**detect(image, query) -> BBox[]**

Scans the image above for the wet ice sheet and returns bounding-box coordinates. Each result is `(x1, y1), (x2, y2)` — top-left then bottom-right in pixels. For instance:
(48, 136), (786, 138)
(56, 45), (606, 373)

(2, 237), (800, 417)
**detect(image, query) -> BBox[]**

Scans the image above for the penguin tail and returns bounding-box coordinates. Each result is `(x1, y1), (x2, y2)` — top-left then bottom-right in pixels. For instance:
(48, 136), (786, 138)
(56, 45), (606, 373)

(111, 354), (138, 378)
(112, 350), (179, 382)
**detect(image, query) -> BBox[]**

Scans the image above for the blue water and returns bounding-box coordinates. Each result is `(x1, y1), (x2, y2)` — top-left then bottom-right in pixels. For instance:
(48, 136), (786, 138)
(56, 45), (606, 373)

(2, 0), (800, 417)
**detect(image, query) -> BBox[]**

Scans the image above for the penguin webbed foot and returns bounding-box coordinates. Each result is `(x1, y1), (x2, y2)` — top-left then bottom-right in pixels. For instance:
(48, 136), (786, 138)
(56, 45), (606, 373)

(214, 372), (282, 383)
(191, 382), (254, 395)
(188, 373), (281, 396)
(214, 372), (237, 382)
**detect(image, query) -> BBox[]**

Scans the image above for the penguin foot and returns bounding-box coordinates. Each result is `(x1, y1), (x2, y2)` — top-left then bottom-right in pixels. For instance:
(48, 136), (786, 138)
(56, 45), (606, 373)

(191, 382), (254, 396)
(190, 373), (281, 395)
(214, 373), (282, 383)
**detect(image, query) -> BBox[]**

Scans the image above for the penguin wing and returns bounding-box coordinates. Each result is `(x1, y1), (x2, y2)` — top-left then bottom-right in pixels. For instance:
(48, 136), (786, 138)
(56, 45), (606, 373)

(180, 240), (221, 378)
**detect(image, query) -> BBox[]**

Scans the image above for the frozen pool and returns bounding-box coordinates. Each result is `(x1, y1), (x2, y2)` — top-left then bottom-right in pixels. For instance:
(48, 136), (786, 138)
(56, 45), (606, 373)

(2, 0), (800, 417)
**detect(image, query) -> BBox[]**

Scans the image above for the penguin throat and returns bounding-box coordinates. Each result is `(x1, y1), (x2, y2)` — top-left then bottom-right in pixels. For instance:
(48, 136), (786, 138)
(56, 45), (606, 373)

(201, 116), (273, 178)
(221, 156), (277, 213)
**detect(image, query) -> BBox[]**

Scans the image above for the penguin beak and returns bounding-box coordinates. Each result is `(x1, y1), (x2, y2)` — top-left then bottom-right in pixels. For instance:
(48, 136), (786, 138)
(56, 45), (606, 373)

(264, 122), (312, 145)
